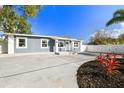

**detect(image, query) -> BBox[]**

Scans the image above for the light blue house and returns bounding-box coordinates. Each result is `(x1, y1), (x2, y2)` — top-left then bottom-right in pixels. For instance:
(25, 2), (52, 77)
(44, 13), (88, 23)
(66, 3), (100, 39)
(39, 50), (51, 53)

(2, 33), (83, 54)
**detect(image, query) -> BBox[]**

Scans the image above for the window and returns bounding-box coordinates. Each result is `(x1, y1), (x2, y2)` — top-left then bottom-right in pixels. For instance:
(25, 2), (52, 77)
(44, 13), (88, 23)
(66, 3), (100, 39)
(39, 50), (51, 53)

(16, 37), (27, 48)
(41, 39), (48, 48)
(58, 41), (65, 47)
(19, 39), (26, 47)
(74, 42), (79, 48)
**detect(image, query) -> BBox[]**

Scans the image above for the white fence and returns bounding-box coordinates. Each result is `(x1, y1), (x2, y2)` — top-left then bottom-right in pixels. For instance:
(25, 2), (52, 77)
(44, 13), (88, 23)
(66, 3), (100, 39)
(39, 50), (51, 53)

(81, 45), (124, 54)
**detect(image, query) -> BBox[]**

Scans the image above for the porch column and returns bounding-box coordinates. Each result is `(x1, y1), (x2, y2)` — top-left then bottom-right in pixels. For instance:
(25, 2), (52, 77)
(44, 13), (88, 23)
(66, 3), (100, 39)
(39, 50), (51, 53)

(71, 41), (74, 52)
(80, 40), (83, 52)
(8, 35), (14, 54)
(55, 39), (59, 53)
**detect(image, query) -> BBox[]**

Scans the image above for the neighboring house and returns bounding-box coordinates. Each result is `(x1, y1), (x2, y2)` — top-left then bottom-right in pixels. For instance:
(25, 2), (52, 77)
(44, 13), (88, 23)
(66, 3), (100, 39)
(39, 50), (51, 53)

(1, 33), (83, 54)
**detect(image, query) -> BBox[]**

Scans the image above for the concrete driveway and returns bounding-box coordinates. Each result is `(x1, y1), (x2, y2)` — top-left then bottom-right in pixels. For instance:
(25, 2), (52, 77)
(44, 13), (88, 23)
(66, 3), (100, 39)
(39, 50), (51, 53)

(0, 54), (95, 88)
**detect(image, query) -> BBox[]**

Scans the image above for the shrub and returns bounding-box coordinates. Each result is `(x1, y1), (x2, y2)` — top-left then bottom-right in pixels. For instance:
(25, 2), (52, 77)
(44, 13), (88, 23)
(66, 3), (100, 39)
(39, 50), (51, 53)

(97, 53), (120, 76)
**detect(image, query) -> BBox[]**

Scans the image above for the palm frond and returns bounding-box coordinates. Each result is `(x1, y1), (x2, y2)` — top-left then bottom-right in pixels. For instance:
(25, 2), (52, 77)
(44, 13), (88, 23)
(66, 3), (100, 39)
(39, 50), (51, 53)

(113, 9), (124, 17)
(106, 16), (124, 27)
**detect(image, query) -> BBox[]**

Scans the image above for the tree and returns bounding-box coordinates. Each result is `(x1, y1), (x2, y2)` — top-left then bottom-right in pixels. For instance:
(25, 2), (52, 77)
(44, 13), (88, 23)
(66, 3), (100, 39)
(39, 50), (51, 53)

(118, 33), (124, 44)
(0, 5), (41, 34)
(23, 5), (41, 18)
(89, 30), (124, 45)
(89, 30), (110, 45)
(106, 9), (124, 26)
(119, 33), (124, 39)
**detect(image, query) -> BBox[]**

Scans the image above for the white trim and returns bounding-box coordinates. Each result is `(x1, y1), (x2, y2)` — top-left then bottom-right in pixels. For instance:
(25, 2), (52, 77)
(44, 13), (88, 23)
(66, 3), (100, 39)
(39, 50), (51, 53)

(41, 39), (49, 48)
(16, 37), (27, 49)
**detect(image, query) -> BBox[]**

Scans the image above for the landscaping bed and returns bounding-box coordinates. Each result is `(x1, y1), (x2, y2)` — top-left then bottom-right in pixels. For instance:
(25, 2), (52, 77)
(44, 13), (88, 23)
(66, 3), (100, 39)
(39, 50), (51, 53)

(77, 57), (124, 88)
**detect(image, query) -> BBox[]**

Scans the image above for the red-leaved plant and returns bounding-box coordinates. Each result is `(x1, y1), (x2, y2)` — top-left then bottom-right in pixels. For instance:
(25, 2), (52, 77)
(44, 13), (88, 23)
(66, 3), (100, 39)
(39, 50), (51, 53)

(97, 53), (120, 76)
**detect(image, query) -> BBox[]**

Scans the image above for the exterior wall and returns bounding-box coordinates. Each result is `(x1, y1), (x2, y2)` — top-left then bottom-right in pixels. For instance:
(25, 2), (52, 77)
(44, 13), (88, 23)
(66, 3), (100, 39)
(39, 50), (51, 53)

(81, 45), (124, 54)
(14, 36), (55, 53)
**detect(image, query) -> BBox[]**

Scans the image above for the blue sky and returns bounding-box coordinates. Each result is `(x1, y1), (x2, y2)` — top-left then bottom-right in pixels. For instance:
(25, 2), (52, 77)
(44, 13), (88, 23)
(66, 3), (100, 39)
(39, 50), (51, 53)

(28, 5), (124, 42)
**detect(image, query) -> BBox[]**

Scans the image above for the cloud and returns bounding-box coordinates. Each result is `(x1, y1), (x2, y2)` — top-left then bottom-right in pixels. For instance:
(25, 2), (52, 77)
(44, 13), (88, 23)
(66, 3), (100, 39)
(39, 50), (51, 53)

(90, 22), (124, 39)
(109, 29), (124, 38)
(90, 28), (124, 39)
(120, 22), (124, 28)
(109, 22), (124, 38)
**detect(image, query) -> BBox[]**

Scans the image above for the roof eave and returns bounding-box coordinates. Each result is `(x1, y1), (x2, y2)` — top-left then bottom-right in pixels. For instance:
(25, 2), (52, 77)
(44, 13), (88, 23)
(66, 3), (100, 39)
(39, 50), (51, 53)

(4, 33), (81, 41)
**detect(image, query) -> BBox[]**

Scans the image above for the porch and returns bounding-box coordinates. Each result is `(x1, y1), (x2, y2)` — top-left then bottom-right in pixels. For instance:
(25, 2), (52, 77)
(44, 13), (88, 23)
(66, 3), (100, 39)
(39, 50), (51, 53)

(54, 39), (82, 54)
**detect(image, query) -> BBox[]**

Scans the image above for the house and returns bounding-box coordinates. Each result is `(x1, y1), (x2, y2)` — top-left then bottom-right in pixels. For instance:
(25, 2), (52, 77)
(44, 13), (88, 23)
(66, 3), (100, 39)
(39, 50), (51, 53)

(1, 33), (83, 54)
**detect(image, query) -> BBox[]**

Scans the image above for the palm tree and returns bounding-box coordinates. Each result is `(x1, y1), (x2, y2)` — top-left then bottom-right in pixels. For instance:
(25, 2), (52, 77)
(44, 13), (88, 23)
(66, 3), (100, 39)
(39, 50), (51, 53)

(106, 9), (124, 26)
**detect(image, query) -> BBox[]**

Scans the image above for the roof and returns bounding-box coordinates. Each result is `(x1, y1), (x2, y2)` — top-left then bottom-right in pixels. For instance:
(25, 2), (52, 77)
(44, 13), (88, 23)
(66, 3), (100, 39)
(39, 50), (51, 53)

(4, 33), (82, 41)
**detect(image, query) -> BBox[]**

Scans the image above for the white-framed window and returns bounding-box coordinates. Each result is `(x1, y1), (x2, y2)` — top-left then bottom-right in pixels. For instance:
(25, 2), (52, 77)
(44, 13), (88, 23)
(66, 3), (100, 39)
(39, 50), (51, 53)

(74, 41), (79, 48)
(41, 39), (49, 48)
(58, 41), (65, 47)
(16, 37), (27, 48)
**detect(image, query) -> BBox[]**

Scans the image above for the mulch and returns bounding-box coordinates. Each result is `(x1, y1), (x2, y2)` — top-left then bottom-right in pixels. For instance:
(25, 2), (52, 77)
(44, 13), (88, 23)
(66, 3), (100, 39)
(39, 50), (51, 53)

(77, 59), (124, 88)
